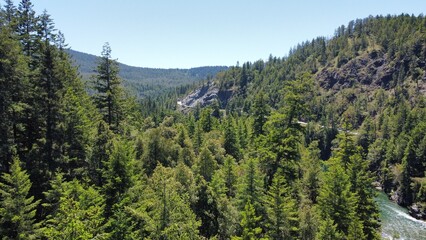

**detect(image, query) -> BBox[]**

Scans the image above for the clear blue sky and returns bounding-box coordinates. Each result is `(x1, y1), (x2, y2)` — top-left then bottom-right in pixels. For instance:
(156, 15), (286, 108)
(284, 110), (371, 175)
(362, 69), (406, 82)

(24, 0), (426, 68)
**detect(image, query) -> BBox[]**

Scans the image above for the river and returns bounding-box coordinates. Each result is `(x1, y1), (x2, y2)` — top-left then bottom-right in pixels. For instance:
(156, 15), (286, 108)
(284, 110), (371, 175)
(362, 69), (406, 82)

(376, 191), (426, 239)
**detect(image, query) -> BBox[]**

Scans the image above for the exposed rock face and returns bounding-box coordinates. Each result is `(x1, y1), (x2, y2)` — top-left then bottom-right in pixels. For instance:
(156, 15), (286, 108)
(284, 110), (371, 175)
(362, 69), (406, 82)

(408, 203), (426, 220)
(178, 82), (219, 110)
(316, 51), (396, 90)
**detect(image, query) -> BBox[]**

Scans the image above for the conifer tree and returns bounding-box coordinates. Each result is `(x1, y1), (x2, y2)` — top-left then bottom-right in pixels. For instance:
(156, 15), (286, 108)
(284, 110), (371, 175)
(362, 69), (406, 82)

(238, 158), (264, 214)
(264, 170), (299, 239)
(3, 0), (17, 25)
(103, 138), (135, 217)
(17, 0), (37, 58)
(200, 108), (213, 132)
(147, 165), (201, 239)
(300, 141), (321, 203)
(223, 156), (238, 197)
(0, 26), (29, 172)
(252, 91), (269, 136)
(347, 217), (366, 240)
(196, 147), (217, 182)
(89, 121), (113, 186)
(0, 156), (40, 239)
(315, 217), (343, 240)
(317, 159), (356, 236)
(399, 143), (414, 206)
(224, 118), (241, 160)
(92, 42), (125, 131)
(193, 178), (220, 238)
(349, 152), (381, 239)
(42, 179), (105, 239)
(232, 201), (264, 240)
(298, 198), (318, 240)
(334, 130), (357, 170)
(176, 126), (195, 167)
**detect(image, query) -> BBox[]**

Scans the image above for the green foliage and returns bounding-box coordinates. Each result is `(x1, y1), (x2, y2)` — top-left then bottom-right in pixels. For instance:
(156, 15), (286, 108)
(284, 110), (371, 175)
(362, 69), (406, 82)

(200, 108), (214, 132)
(348, 152), (381, 239)
(196, 147), (217, 182)
(0, 156), (40, 239)
(224, 118), (242, 160)
(5, 4), (426, 238)
(315, 217), (343, 240)
(298, 199), (318, 240)
(103, 138), (135, 217)
(251, 91), (269, 136)
(67, 49), (227, 98)
(0, 26), (29, 172)
(237, 158), (264, 214)
(300, 141), (321, 203)
(91, 43), (126, 131)
(42, 179), (105, 239)
(233, 201), (264, 240)
(142, 126), (179, 176)
(264, 170), (299, 239)
(317, 159), (356, 235)
(132, 165), (201, 239)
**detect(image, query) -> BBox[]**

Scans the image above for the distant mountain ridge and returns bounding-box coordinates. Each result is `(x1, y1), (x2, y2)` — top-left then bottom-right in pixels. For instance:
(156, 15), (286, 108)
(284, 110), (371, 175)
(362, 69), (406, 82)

(66, 49), (228, 98)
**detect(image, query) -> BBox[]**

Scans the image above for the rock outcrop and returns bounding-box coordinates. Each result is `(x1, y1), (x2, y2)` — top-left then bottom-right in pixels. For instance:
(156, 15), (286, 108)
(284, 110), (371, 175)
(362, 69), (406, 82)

(408, 203), (426, 220)
(317, 51), (397, 90)
(177, 82), (219, 110)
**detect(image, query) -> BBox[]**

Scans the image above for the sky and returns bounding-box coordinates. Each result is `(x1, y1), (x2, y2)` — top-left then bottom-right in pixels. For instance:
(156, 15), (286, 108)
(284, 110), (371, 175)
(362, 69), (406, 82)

(22, 0), (426, 68)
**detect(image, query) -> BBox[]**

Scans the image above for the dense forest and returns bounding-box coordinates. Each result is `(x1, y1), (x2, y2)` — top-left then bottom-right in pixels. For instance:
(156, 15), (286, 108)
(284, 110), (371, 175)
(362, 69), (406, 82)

(67, 49), (228, 98)
(0, 0), (425, 239)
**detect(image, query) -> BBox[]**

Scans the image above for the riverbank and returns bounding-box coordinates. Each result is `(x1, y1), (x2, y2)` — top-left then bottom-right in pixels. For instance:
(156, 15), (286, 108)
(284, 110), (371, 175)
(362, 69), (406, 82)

(376, 191), (426, 239)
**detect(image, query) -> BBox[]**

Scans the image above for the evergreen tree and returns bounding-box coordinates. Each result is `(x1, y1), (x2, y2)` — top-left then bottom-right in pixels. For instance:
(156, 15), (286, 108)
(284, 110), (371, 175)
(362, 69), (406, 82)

(317, 159), (356, 236)
(92, 42), (125, 131)
(144, 165), (201, 239)
(103, 138), (135, 217)
(196, 147), (217, 182)
(262, 111), (302, 185)
(348, 152), (381, 239)
(347, 217), (365, 240)
(399, 141), (414, 206)
(193, 178), (220, 238)
(298, 198), (318, 240)
(200, 108), (213, 132)
(264, 170), (299, 239)
(224, 118), (241, 160)
(176, 126), (195, 167)
(252, 91), (269, 136)
(3, 0), (17, 26)
(238, 158), (264, 214)
(300, 141), (321, 203)
(334, 130), (357, 170)
(0, 156), (40, 239)
(315, 217), (343, 240)
(233, 201), (264, 240)
(89, 121), (113, 186)
(37, 10), (56, 43)
(0, 27), (29, 172)
(223, 156), (238, 197)
(237, 118), (249, 150)
(17, 0), (37, 58)
(42, 179), (105, 239)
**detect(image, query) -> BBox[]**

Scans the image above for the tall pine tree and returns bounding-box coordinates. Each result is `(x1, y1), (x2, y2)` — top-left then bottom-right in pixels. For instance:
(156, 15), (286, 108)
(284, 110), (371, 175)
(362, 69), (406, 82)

(92, 42), (125, 131)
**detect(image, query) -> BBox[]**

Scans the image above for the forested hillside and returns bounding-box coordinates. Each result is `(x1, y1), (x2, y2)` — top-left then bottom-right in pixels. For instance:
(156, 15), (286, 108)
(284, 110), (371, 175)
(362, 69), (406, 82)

(0, 0), (425, 239)
(67, 49), (228, 98)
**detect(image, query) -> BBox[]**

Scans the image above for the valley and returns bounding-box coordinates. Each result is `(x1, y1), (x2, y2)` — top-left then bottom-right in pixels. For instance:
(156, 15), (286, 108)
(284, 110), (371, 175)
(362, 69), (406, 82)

(0, 1), (425, 239)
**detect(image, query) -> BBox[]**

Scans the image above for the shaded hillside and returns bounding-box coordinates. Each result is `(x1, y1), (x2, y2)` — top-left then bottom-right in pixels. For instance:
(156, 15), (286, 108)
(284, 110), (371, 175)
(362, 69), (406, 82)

(66, 49), (228, 97)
